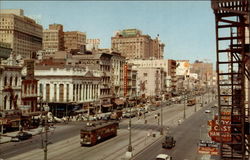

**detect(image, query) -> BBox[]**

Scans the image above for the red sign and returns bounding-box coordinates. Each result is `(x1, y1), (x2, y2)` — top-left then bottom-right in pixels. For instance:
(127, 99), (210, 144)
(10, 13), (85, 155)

(198, 147), (219, 155)
(208, 115), (232, 142)
(124, 64), (128, 97)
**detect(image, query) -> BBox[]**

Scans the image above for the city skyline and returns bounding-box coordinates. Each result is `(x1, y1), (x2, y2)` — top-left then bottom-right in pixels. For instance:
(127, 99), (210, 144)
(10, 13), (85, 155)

(1, 1), (216, 64)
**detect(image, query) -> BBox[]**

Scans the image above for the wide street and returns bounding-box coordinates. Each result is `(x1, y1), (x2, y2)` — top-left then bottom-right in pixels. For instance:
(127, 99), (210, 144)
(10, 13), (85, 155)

(133, 100), (216, 160)
(0, 94), (215, 160)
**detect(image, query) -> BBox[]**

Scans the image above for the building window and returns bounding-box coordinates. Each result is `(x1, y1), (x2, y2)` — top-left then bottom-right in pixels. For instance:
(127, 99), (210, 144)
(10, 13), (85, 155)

(15, 77), (18, 86)
(66, 84), (69, 102)
(9, 95), (13, 109)
(40, 84), (43, 96)
(59, 84), (64, 102)
(9, 76), (12, 86)
(54, 84), (57, 102)
(4, 76), (7, 86)
(46, 84), (50, 102)
(4, 96), (7, 110)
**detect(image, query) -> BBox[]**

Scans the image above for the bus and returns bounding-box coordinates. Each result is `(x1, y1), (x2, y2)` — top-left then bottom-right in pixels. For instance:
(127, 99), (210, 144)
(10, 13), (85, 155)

(80, 121), (119, 146)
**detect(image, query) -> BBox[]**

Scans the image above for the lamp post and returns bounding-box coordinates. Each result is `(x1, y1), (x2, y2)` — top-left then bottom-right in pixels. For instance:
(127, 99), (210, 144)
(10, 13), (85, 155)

(43, 104), (49, 160)
(183, 93), (186, 119)
(160, 94), (164, 135)
(128, 99), (132, 152)
(194, 95), (197, 112)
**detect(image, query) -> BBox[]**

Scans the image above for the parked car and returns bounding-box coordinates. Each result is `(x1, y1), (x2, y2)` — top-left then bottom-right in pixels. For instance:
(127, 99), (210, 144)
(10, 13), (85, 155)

(156, 154), (172, 160)
(205, 109), (211, 113)
(11, 131), (32, 142)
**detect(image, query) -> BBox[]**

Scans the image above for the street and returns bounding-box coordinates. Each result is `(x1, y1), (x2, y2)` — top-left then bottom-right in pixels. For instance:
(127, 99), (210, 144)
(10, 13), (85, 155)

(133, 100), (216, 160)
(1, 95), (214, 160)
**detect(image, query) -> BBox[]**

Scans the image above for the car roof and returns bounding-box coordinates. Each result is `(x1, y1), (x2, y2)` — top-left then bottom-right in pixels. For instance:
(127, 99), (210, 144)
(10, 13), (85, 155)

(156, 154), (170, 158)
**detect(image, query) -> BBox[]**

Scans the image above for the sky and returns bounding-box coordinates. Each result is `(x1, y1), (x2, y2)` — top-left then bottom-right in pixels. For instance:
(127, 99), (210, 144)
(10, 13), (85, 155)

(1, 1), (216, 64)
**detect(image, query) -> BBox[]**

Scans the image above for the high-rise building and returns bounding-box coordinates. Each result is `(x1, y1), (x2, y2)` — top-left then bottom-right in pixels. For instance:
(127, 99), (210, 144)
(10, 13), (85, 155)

(0, 42), (12, 59)
(111, 29), (164, 59)
(0, 9), (43, 59)
(64, 31), (86, 54)
(86, 39), (100, 51)
(43, 24), (64, 52)
(190, 61), (213, 83)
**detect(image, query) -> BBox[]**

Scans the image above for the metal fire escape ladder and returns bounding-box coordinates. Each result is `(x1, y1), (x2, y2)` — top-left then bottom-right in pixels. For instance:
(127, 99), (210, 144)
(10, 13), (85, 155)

(212, 0), (249, 159)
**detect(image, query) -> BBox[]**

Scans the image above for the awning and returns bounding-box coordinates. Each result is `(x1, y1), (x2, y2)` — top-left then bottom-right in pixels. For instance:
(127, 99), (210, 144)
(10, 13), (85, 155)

(22, 111), (47, 117)
(75, 109), (88, 113)
(0, 118), (21, 125)
(115, 99), (124, 105)
(102, 104), (113, 108)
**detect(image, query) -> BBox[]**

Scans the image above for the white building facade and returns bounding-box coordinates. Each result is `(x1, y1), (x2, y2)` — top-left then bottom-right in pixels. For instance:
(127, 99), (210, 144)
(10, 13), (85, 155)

(0, 54), (22, 111)
(35, 66), (101, 104)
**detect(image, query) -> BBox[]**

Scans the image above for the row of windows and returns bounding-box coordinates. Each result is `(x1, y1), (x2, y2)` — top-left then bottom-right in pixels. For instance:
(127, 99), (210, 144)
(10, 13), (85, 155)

(3, 94), (18, 110)
(4, 76), (19, 87)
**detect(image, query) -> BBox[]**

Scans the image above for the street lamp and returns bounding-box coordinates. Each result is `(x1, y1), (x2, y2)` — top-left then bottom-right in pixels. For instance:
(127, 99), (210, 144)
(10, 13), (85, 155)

(125, 97), (133, 159)
(128, 99), (132, 152)
(160, 94), (164, 135)
(194, 95), (197, 112)
(43, 104), (49, 160)
(183, 93), (186, 119)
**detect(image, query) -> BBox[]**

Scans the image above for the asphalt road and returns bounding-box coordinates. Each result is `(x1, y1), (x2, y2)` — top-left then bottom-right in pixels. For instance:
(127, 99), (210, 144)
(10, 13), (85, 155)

(0, 94), (215, 160)
(133, 100), (217, 160)
(0, 122), (85, 159)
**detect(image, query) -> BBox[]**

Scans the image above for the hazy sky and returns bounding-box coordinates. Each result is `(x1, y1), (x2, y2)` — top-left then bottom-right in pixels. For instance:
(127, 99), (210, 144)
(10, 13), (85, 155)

(1, 1), (216, 64)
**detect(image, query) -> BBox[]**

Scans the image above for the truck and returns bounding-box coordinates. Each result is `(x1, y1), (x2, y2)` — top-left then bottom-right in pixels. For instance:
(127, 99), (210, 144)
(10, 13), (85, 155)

(187, 98), (196, 106)
(162, 136), (176, 149)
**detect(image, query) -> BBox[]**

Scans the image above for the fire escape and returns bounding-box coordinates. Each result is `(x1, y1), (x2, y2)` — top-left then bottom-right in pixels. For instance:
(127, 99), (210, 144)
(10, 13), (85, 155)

(211, 0), (250, 159)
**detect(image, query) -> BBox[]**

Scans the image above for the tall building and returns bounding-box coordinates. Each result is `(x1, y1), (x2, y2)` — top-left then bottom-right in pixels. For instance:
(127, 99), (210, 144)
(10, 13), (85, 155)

(64, 31), (86, 54)
(43, 24), (64, 52)
(128, 59), (176, 93)
(0, 9), (43, 59)
(0, 42), (12, 59)
(190, 61), (213, 83)
(149, 37), (165, 59)
(86, 39), (100, 51)
(111, 29), (164, 59)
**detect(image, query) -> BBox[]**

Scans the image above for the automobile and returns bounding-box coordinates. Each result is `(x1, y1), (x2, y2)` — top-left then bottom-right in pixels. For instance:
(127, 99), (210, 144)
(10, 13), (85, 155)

(162, 136), (176, 149)
(211, 104), (218, 108)
(205, 109), (211, 113)
(156, 154), (172, 160)
(11, 131), (32, 142)
(149, 106), (157, 111)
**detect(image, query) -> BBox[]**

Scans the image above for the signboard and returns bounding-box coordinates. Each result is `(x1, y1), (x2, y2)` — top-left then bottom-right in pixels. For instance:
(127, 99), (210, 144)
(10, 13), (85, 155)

(124, 64), (128, 97)
(198, 141), (219, 155)
(25, 59), (34, 79)
(208, 114), (232, 142)
(19, 105), (31, 110)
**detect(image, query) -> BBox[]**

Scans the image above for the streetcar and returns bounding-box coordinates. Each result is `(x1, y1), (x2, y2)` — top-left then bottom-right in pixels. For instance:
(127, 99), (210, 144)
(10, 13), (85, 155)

(80, 121), (119, 146)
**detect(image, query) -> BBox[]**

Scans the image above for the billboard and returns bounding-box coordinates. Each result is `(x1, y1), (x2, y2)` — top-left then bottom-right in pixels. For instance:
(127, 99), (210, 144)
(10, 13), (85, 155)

(208, 114), (232, 142)
(124, 64), (128, 97)
(198, 141), (219, 155)
(25, 59), (35, 79)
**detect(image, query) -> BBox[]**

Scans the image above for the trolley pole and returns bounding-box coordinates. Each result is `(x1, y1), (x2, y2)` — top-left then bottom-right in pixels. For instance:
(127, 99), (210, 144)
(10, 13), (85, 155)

(183, 94), (186, 119)
(128, 101), (132, 152)
(44, 114), (48, 160)
(195, 96), (197, 112)
(43, 104), (49, 160)
(160, 102), (163, 135)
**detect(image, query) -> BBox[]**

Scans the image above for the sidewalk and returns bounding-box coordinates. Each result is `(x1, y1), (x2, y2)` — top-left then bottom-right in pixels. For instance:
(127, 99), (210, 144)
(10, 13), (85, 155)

(0, 127), (46, 144)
